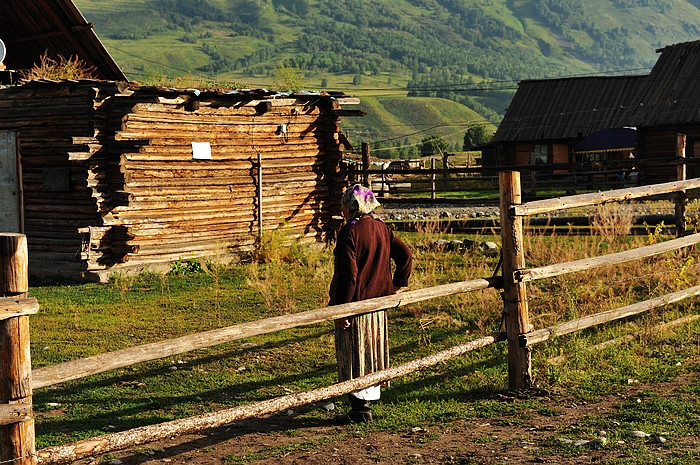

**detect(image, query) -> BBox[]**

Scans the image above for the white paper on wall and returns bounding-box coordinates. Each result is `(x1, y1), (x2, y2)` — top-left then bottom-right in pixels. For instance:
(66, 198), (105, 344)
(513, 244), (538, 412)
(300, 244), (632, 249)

(192, 141), (212, 160)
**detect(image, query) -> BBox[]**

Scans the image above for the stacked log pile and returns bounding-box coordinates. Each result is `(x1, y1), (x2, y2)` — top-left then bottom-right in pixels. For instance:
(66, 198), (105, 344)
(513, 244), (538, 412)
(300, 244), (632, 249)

(0, 80), (356, 279)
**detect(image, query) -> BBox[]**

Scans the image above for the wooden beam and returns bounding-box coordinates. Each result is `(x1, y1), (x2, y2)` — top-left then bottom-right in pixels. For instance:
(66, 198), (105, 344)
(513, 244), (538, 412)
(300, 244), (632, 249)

(0, 299), (40, 320)
(0, 234), (35, 465)
(515, 232), (700, 283)
(511, 178), (700, 217)
(0, 405), (32, 427)
(499, 171), (532, 390)
(521, 285), (700, 347)
(547, 314), (700, 365)
(32, 277), (501, 389)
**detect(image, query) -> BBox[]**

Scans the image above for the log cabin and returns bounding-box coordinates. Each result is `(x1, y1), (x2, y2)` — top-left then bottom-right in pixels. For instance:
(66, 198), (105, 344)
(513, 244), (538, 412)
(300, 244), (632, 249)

(0, 80), (360, 281)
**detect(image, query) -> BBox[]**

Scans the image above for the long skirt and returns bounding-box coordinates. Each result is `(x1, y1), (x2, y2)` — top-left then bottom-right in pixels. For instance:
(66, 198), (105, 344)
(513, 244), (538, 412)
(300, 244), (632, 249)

(335, 310), (389, 387)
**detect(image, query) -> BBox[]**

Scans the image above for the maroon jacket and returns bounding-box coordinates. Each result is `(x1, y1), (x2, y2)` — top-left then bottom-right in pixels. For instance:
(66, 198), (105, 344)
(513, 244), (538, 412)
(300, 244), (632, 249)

(329, 215), (412, 305)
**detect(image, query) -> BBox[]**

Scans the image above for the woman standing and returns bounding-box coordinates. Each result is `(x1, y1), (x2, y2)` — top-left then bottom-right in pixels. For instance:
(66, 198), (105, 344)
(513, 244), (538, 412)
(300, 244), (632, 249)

(329, 184), (412, 423)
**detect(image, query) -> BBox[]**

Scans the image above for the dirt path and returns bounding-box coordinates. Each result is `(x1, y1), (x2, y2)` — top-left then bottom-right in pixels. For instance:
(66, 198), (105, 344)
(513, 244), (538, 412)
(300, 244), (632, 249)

(80, 374), (699, 465)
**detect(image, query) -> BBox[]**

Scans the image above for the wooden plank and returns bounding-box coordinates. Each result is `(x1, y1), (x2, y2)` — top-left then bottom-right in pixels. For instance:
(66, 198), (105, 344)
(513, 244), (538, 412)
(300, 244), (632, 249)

(32, 277), (500, 389)
(522, 285), (700, 347)
(512, 178), (700, 217)
(515, 232), (700, 283)
(547, 314), (700, 365)
(0, 234), (34, 465)
(0, 299), (39, 319)
(0, 405), (32, 426)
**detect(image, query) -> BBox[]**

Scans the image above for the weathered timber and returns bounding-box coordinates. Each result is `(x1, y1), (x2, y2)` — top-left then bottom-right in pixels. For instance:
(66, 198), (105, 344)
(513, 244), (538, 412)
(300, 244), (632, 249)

(0, 81), (351, 278)
(0, 235), (35, 465)
(499, 171), (532, 390)
(547, 315), (700, 365)
(512, 178), (700, 216)
(515, 232), (700, 282)
(32, 277), (500, 389)
(36, 332), (504, 465)
(0, 299), (39, 320)
(522, 285), (700, 347)
(0, 405), (32, 426)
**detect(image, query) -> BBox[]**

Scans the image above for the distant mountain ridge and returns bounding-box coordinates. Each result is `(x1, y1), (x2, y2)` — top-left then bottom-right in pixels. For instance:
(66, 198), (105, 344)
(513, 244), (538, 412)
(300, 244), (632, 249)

(73, 0), (700, 153)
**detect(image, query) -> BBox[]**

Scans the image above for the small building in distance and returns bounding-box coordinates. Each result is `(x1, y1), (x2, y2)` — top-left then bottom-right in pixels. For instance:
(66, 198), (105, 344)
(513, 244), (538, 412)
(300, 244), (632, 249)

(485, 40), (700, 183)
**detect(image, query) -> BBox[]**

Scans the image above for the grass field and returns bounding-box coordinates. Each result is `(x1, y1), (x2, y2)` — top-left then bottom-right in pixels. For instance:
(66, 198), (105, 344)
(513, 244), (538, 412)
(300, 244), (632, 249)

(27, 212), (700, 463)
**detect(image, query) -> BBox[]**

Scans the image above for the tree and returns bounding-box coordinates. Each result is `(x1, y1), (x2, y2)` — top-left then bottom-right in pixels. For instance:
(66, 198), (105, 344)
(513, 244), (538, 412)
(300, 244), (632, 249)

(420, 135), (450, 158)
(272, 62), (305, 91)
(463, 125), (492, 150)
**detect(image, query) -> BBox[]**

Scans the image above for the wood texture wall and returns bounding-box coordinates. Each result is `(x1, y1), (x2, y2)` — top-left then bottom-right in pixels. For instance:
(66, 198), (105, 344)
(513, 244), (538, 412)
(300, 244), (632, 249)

(0, 80), (349, 279)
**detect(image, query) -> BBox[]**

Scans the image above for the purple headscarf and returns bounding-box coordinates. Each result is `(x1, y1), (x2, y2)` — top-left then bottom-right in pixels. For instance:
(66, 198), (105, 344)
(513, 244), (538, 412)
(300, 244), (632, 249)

(341, 184), (380, 222)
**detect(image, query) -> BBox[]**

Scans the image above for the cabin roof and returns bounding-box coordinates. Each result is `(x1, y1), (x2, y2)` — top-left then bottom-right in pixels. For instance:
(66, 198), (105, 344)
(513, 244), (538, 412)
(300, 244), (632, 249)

(492, 75), (647, 143)
(627, 40), (700, 127)
(0, 0), (126, 81)
(494, 40), (700, 144)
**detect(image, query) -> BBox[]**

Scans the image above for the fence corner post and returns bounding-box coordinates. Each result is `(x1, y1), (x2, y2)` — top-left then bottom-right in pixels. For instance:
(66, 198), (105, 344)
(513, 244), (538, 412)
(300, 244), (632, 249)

(0, 234), (36, 465)
(499, 172), (533, 391)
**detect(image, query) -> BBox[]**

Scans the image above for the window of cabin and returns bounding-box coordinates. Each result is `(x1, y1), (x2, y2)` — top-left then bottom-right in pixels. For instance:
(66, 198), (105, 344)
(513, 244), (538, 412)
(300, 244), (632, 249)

(532, 145), (547, 165)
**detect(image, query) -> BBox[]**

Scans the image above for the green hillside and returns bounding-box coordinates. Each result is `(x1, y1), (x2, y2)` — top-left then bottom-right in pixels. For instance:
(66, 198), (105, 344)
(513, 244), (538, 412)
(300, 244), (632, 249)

(72, 0), (700, 156)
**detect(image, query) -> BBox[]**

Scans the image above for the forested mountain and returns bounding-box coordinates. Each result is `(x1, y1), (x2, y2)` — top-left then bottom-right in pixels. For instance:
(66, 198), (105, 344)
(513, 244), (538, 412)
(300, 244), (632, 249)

(74, 0), (700, 155)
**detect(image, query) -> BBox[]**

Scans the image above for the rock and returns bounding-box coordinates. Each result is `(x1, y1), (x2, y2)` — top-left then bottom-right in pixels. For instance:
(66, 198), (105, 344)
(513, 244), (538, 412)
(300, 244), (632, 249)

(589, 437), (607, 447)
(107, 460), (123, 465)
(629, 430), (650, 438)
(320, 402), (335, 412)
(462, 238), (477, 248)
(652, 435), (667, 444)
(480, 241), (499, 256)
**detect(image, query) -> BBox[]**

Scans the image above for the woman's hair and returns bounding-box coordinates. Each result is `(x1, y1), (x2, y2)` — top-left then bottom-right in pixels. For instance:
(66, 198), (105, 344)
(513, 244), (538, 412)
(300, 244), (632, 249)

(341, 184), (380, 219)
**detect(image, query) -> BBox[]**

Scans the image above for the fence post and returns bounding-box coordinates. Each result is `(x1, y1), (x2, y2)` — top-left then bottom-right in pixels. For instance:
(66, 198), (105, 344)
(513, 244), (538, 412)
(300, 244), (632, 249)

(675, 134), (687, 238)
(361, 142), (370, 187)
(499, 172), (533, 391)
(430, 158), (436, 200)
(257, 152), (263, 238)
(0, 234), (36, 465)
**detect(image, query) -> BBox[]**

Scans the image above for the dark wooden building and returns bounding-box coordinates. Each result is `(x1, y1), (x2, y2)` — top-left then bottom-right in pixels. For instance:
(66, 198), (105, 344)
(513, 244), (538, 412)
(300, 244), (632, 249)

(487, 40), (700, 182)
(628, 41), (700, 180)
(0, 0), (126, 82)
(487, 75), (646, 168)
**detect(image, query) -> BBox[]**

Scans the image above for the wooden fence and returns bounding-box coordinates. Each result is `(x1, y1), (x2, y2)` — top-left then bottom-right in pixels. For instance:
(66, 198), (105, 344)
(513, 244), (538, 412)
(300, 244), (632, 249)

(1, 175), (700, 464)
(349, 150), (700, 201)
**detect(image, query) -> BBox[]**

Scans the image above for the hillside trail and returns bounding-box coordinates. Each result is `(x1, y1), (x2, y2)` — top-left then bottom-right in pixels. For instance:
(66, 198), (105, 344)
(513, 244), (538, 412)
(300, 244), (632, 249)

(75, 371), (699, 465)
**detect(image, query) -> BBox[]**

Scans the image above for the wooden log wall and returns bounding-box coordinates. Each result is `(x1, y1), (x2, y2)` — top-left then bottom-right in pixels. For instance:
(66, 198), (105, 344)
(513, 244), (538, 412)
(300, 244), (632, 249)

(0, 80), (351, 279)
(0, 81), (124, 276)
(637, 125), (700, 182)
(98, 89), (345, 273)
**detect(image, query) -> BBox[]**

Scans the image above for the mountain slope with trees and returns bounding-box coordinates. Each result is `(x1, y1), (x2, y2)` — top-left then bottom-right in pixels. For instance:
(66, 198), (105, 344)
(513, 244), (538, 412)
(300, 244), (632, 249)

(73, 0), (700, 156)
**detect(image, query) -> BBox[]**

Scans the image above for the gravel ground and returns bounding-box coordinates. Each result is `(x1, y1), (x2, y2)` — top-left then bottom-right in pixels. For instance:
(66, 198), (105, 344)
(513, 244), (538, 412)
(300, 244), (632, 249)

(378, 199), (681, 222)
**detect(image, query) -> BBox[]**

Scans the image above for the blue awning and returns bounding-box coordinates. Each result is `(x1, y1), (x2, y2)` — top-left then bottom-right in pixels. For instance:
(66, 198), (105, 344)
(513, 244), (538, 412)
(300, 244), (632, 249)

(574, 127), (637, 152)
